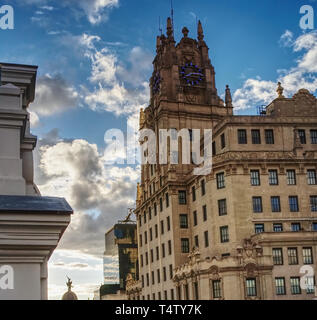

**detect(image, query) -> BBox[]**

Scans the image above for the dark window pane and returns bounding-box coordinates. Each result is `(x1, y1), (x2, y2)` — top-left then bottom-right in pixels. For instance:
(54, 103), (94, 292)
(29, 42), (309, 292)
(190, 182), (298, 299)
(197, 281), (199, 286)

(271, 196), (281, 212)
(218, 199), (227, 216)
(238, 129), (247, 144)
(311, 130), (317, 144)
(216, 172), (225, 189)
(253, 197), (263, 213)
(287, 170), (296, 185)
(307, 170), (317, 185)
(181, 238), (190, 253)
(289, 196), (299, 212)
(265, 129), (274, 144)
(180, 214), (188, 229)
(251, 130), (261, 144)
(298, 130), (306, 144)
(246, 278), (257, 297)
(273, 248), (283, 265)
(255, 224), (264, 234)
(269, 170), (279, 185)
(178, 191), (187, 204)
(220, 226), (229, 243)
(251, 170), (261, 186)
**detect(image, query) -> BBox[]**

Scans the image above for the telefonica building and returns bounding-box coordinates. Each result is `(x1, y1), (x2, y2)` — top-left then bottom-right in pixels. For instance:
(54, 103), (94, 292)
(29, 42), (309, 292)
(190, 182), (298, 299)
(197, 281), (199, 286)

(126, 18), (317, 300)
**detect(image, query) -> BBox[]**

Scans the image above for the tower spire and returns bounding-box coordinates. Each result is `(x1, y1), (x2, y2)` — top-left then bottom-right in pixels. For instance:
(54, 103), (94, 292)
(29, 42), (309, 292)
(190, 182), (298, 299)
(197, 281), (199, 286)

(225, 85), (233, 108)
(166, 17), (174, 40)
(197, 20), (204, 41)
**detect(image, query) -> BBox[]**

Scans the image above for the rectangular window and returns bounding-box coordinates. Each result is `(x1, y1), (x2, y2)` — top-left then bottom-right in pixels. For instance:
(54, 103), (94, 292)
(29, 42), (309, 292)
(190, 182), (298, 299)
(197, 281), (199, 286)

(251, 129), (261, 144)
(160, 198), (163, 212)
(193, 211), (198, 226)
(141, 275), (144, 288)
(178, 191), (187, 205)
(269, 170), (279, 185)
(194, 235), (199, 248)
(170, 289), (174, 300)
(289, 196), (299, 212)
(201, 179), (206, 196)
(265, 129), (275, 144)
(303, 247), (313, 264)
(291, 223), (301, 232)
(139, 215), (142, 227)
(218, 199), (227, 216)
(163, 267), (167, 282)
(194, 282), (199, 300)
(160, 220), (164, 234)
(311, 196), (317, 212)
(152, 271), (155, 285)
(313, 223), (317, 231)
(161, 243), (165, 258)
(216, 172), (225, 189)
(298, 130), (306, 144)
(149, 207), (152, 220)
(144, 212), (147, 223)
(146, 273), (149, 287)
(290, 277), (301, 295)
(246, 278), (257, 297)
(253, 197), (263, 213)
(250, 170), (261, 186)
(155, 224), (158, 238)
(310, 130), (317, 144)
(184, 284), (189, 300)
(156, 246), (159, 260)
(140, 254), (143, 267)
(271, 196), (281, 212)
(180, 214), (189, 229)
(306, 277), (315, 294)
(154, 203), (157, 216)
(221, 133), (226, 149)
(273, 248), (283, 265)
(167, 216), (171, 231)
(287, 170), (296, 185)
(204, 231), (209, 248)
(288, 248), (298, 265)
(212, 280), (222, 299)
(275, 277), (286, 295)
(307, 170), (317, 185)
(144, 231), (147, 244)
(169, 264), (173, 279)
(164, 290), (168, 300)
(212, 141), (216, 156)
(145, 252), (148, 265)
(192, 186), (196, 202)
(238, 129), (247, 144)
(273, 223), (283, 232)
(255, 224), (264, 234)
(220, 226), (229, 243)
(203, 205), (207, 221)
(165, 193), (169, 208)
(181, 238), (190, 253)
(168, 240), (172, 255)
(139, 234), (142, 247)
(150, 249), (154, 263)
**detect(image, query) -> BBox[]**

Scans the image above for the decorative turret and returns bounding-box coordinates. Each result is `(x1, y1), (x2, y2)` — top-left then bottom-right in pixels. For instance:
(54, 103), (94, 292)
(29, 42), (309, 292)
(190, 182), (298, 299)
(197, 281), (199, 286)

(225, 85), (233, 108)
(166, 17), (174, 41)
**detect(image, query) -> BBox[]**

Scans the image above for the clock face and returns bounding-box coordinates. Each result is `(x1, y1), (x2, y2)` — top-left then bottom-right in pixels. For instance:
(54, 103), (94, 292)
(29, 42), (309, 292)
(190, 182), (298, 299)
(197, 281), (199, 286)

(152, 72), (161, 94)
(180, 63), (204, 86)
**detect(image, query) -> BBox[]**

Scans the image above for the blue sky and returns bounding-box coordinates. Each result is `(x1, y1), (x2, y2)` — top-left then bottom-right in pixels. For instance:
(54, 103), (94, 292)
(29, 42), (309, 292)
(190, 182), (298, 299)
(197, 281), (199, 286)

(1, 0), (317, 299)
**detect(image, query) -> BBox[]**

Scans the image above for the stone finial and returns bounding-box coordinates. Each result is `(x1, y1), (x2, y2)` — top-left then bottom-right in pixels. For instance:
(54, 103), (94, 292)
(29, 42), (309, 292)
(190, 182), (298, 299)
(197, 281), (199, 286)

(167, 17), (174, 39)
(225, 85), (233, 107)
(197, 20), (204, 41)
(139, 108), (145, 129)
(182, 27), (189, 38)
(276, 82), (284, 98)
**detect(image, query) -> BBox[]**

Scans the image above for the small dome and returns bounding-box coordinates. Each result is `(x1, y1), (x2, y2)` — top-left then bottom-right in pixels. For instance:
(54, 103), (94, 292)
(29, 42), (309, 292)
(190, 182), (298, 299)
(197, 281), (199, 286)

(62, 290), (78, 300)
(61, 277), (78, 300)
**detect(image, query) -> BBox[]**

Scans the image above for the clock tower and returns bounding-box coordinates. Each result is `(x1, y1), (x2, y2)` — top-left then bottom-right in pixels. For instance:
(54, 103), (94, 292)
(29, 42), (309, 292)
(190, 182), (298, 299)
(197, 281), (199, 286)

(141, 18), (233, 131)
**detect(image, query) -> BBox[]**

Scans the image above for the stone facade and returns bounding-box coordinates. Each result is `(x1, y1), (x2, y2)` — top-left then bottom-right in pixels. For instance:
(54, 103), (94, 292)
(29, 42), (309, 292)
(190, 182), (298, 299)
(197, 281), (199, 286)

(128, 20), (317, 300)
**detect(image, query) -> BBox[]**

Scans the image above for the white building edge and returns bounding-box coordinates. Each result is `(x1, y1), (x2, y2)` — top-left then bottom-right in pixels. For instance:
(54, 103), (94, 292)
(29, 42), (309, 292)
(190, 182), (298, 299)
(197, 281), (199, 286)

(0, 63), (73, 300)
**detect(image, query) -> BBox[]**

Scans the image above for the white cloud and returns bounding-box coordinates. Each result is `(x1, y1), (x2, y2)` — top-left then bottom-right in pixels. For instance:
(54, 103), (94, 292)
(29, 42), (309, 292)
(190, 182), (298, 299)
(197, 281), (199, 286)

(233, 30), (317, 110)
(29, 74), (79, 116)
(279, 30), (294, 47)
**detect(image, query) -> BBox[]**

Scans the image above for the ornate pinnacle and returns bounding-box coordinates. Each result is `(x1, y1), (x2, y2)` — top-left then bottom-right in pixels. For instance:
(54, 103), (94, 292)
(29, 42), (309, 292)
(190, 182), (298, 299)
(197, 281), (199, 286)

(167, 17), (174, 39)
(225, 85), (233, 107)
(182, 27), (189, 38)
(198, 20), (204, 41)
(276, 82), (284, 98)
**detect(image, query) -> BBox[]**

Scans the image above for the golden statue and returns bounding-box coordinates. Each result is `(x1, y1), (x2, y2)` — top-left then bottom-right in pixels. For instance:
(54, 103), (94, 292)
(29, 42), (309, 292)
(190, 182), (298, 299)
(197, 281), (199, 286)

(66, 276), (73, 291)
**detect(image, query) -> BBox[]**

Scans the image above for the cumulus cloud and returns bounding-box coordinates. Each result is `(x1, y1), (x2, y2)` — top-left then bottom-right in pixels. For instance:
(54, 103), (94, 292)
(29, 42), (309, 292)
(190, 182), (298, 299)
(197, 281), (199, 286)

(35, 130), (139, 256)
(279, 30), (294, 47)
(29, 74), (79, 116)
(233, 30), (317, 110)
